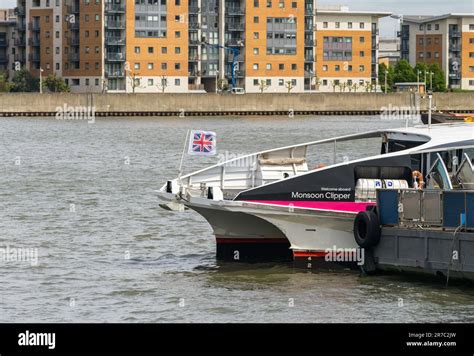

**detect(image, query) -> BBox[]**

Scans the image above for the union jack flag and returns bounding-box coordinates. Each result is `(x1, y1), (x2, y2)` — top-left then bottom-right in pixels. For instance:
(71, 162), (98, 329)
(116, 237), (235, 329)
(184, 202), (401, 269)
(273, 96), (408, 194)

(188, 130), (217, 156)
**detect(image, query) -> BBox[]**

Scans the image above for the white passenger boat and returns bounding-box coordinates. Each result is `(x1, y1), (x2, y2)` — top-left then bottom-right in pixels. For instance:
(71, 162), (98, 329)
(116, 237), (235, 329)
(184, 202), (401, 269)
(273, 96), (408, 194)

(158, 123), (474, 266)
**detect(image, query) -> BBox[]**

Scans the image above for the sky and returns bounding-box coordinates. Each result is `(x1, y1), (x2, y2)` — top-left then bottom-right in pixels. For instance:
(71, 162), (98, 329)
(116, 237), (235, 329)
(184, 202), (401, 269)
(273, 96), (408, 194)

(1, 0), (473, 38)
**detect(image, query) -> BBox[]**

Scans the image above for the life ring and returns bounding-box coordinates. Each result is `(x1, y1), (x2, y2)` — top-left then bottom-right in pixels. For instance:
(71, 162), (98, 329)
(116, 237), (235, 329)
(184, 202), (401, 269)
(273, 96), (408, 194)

(353, 210), (381, 248)
(412, 170), (424, 189)
(464, 117), (474, 123)
(314, 163), (327, 170)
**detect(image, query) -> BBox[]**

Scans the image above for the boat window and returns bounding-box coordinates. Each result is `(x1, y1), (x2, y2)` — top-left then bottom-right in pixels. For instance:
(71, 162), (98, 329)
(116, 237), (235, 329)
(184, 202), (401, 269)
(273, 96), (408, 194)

(456, 153), (474, 189)
(426, 153), (453, 190)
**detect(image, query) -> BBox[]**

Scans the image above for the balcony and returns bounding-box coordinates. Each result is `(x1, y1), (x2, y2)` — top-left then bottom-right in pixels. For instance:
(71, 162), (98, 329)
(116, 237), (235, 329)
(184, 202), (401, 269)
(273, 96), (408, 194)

(189, 54), (200, 61)
(189, 39), (201, 45)
(189, 6), (200, 13)
(28, 37), (41, 46)
(189, 83), (205, 91)
(14, 38), (25, 46)
(0, 39), (8, 47)
(67, 4), (80, 14)
(16, 22), (26, 31)
(105, 37), (125, 45)
(449, 72), (461, 80)
(105, 3), (125, 12)
(226, 7), (244, 16)
(67, 21), (80, 30)
(305, 55), (315, 62)
(106, 21), (126, 29)
(67, 37), (80, 46)
(14, 53), (26, 62)
(105, 52), (125, 61)
(226, 23), (244, 31)
(28, 23), (41, 32)
(69, 53), (80, 62)
(305, 39), (314, 46)
(226, 38), (244, 47)
(449, 44), (461, 52)
(189, 22), (201, 29)
(235, 70), (245, 78)
(449, 30), (461, 38)
(14, 6), (25, 16)
(28, 53), (40, 62)
(0, 56), (7, 64)
(105, 70), (125, 78)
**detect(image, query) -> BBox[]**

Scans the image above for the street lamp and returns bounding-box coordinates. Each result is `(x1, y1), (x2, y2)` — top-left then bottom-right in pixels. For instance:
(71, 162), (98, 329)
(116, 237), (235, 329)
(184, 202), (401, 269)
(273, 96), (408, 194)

(417, 70), (421, 94)
(39, 67), (44, 94)
(430, 71), (434, 92)
(384, 69), (388, 94)
(215, 70), (219, 94)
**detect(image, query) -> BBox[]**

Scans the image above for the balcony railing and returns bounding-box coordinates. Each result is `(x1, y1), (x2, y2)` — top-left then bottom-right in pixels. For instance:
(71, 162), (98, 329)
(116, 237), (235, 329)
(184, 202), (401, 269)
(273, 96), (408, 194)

(449, 44), (461, 52)
(67, 4), (80, 14)
(28, 37), (41, 46)
(189, 6), (200, 13)
(105, 3), (125, 12)
(105, 70), (125, 78)
(67, 21), (80, 30)
(14, 38), (25, 46)
(189, 39), (201, 45)
(28, 53), (40, 62)
(105, 52), (125, 61)
(0, 39), (8, 47)
(189, 55), (200, 61)
(305, 55), (315, 62)
(28, 23), (41, 32)
(304, 39), (314, 46)
(226, 23), (244, 31)
(449, 30), (461, 38)
(14, 53), (26, 62)
(189, 22), (201, 29)
(67, 37), (80, 46)
(226, 38), (244, 47)
(16, 22), (26, 31)
(14, 6), (25, 16)
(189, 84), (205, 91)
(226, 7), (244, 15)
(0, 56), (8, 64)
(105, 37), (126, 45)
(106, 21), (126, 29)
(69, 53), (80, 62)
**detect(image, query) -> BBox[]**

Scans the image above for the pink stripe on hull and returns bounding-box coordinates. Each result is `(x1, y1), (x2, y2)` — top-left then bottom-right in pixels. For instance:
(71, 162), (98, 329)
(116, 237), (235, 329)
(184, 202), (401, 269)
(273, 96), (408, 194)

(244, 200), (375, 213)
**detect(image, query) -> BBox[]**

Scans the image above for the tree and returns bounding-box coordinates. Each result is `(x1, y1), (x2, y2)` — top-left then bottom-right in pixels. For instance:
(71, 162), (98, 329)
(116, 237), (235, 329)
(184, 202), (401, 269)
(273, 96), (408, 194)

(393, 59), (416, 84)
(43, 74), (70, 92)
(378, 63), (395, 93)
(428, 63), (447, 92)
(127, 71), (142, 93)
(331, 80), (339, 93)
(156, 75), (168, 93)
(285, 80), (295, 93)
(0, 72), (11, 92)
(10, 69), (40, 92)
(258, 79), (269, 93)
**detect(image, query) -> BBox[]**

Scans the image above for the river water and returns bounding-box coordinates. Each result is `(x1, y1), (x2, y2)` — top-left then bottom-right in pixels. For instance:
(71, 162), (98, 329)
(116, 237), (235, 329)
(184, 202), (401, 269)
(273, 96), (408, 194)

(1, 115), (473, 323)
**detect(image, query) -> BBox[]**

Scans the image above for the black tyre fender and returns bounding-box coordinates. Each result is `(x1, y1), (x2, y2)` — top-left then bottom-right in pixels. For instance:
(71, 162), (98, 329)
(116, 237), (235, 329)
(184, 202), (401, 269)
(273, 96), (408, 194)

(353, 210), (381, 248)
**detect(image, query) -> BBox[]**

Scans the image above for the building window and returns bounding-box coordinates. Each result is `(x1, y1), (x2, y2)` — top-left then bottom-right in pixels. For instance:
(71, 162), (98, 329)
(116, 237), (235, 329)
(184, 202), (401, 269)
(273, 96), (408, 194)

(322, 65), (328, 71)
(95, 79), (99, 86)
(162, 47), (167, 54)
(279, 63), (284, 70)
(419, 52), (424, 58)
(253, 32), (259, 39)
(266, 63), (272, 70)
(175, 31), (180, 38)
(427, 24), (432, 31)
(175, 63), (181, 70)
(278, 79), (284, 86)
(348, 22), (352, 29)
(148, 79), (154, 86)
(254, 0), (259, 7)
(469, 66), (474, 72)
(359, 65), (365, 72)
(419, 25), (424, 31)
(435, 24), (439, 30)
(291, 64), (297, 70)
(148, 63), (153, 70)
(266, 0), (271, 7)
(360, 51), (365, 57)
(360, 22), (364, 29)
(134, 63), (140, 70)
(470, 80), (474, 86)
(162, 63), (167, 70)
(175, 47), (181, 54)
(292, 2), (297, 8)
(254, 16), (259, 23)
(135, 47), (140, 54)
(322, 80), (328, 86)
(278, 0), (284, 8)
(335, 22), (340, 29)
(175, 79), (180, 86)
(148, 47), (154, 54)
(335, 65), (340, 72)
(85, 78), (90, 86)
(360, 36), (365, 43)
(253, 79), (259, 86)
(253, 64), (259, 70)
(323, 22), (328, 29)
(253, 48), (259, 55)
(470, 24), (474, 31)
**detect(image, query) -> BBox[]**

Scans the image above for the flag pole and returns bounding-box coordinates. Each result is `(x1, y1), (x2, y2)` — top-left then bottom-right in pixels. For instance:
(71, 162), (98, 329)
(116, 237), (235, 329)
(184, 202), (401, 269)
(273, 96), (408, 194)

(177, 129), (190, 184)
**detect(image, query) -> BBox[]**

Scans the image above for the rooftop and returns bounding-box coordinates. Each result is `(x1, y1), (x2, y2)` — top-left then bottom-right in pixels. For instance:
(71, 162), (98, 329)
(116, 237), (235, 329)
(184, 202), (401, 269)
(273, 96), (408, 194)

(403, 13), (474, 23)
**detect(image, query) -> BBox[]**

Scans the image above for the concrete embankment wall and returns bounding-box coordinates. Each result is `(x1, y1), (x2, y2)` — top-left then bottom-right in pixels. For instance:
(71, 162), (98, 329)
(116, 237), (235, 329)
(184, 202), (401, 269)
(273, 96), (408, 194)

(0, 92), (473, 116)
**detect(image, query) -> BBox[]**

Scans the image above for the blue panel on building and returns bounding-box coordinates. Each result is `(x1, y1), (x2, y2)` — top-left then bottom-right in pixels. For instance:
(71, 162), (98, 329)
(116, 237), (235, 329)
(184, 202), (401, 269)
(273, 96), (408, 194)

(377, 190), (399, 226)
(443, 192), (465, 228)
(465, 192), (474, 228)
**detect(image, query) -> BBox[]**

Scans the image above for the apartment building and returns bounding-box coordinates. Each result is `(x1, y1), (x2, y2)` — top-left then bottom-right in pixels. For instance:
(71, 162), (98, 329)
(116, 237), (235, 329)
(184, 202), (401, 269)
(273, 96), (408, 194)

(315, 6), (390, 92)
(11, 1), (391, 93)
(400, 13), (474, 90)
(0, 9), (17, 80)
